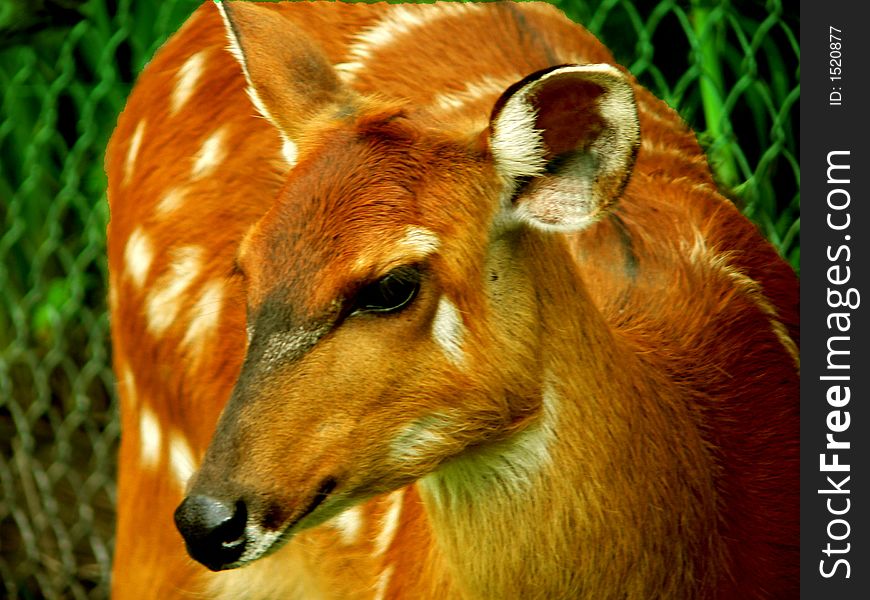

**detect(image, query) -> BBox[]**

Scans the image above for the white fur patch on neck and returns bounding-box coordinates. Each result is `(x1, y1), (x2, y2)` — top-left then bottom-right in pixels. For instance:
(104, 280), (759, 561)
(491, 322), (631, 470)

(390, 413), (458, 463)
(421, 380), (559, 505)
(432, 296), (465, 366)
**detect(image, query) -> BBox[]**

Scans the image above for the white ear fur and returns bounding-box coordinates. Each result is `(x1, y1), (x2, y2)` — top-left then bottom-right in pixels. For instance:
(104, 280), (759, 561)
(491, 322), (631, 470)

(490, 64), (640, 232)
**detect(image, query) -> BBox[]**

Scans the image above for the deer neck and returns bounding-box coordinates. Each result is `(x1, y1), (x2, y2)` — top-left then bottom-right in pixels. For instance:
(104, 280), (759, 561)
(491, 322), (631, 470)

(418, 232), (722, 599)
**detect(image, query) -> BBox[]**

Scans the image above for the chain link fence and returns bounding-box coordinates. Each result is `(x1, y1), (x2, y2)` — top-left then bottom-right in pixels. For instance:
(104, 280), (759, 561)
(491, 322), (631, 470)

(0, 0), (799, 597)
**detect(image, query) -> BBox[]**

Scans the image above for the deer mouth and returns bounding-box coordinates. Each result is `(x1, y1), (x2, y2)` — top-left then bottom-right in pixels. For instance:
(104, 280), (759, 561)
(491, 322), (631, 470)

(177, 476), (340, 571)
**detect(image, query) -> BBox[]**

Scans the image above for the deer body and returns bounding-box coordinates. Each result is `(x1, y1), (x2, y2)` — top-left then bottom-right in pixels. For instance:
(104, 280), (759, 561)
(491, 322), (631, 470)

(106, 2), (798, 599)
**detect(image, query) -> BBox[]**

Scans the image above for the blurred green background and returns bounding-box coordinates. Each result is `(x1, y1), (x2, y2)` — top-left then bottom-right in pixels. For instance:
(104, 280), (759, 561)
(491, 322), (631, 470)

(0, 0), (798, 597)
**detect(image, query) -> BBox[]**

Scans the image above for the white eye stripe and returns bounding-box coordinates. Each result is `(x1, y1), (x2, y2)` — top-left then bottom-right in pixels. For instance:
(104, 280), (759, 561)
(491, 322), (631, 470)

(432, 296), (465, 366)
(353, 226), (441, 274)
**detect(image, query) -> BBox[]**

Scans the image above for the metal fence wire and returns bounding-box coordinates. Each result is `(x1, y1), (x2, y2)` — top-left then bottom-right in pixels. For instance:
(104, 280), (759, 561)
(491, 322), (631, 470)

(0, 0), (799, 598)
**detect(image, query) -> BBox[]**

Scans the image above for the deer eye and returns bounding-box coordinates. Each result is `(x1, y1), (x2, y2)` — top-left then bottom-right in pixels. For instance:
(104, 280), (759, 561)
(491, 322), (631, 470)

(353, 266), (421, 314)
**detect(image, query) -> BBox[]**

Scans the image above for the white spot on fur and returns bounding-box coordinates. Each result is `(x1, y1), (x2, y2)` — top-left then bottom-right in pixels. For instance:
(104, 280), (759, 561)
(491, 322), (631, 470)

(156, 186), (185, 215)
(124, 227), (154, 288)
(119, 364), (136, 407)
(431, 74), (518, 113)
(145, 246), (203, 337)
(432, 296), (465, 366)
(169, 430), (197, 489)
(192, 127), (227, 179)
(123, 120), (145, 186)
(373, 564), (395, 600)
(330, 506), (364, 545)
(375, 490), (404, 556)
(139, 405), (162, 469)
(336, 3), (480, 82)
(171, 51), (207, 115)
(182, 279), (225, 349)
(689, 232), (799, 370)
(238, 523), (283, 565)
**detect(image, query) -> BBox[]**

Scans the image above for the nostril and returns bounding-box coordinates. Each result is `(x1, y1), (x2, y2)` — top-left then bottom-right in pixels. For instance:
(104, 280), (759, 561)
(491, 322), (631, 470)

(174, 495), (248, 571)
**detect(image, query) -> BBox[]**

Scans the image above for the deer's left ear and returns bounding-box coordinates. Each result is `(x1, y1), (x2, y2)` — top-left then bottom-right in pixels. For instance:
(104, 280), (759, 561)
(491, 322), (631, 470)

(489, 64), (640, 232)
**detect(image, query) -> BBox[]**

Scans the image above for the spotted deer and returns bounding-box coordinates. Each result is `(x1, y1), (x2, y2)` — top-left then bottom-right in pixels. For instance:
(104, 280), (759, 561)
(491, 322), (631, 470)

(105, 1), (799, 598)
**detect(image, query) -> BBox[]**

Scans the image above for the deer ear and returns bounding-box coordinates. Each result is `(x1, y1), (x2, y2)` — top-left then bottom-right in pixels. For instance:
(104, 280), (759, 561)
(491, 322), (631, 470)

(489, 64), (640, 232)
(216, 1), (348, 163)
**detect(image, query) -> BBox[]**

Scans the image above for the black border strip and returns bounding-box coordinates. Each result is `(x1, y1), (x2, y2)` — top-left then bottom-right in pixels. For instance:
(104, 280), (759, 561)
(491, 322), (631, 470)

(801, 2), (868, 596)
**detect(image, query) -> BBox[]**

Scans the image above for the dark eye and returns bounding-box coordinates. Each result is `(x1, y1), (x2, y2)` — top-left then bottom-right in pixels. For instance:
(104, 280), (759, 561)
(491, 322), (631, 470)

(353, 266), (421, 314)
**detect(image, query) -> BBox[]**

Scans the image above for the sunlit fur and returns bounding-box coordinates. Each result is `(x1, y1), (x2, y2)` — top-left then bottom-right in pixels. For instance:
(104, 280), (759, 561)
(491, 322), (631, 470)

(106, 2), (798, 599)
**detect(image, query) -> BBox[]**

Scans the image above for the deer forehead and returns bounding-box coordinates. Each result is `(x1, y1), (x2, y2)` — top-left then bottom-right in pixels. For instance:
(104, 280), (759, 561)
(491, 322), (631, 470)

(236, 123), (490, 308)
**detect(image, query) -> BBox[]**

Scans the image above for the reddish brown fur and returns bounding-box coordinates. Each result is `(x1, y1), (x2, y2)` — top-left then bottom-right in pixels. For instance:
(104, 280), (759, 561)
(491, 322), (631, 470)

(106, 2), (798, 598)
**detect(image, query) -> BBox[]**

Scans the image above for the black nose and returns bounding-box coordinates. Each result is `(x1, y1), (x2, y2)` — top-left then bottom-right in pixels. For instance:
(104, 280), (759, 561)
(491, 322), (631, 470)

(174, 495), (247, 571)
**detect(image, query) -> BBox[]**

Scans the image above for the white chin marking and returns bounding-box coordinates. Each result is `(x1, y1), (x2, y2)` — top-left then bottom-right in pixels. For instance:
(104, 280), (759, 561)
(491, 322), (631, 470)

(237, 523), (283, 565)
